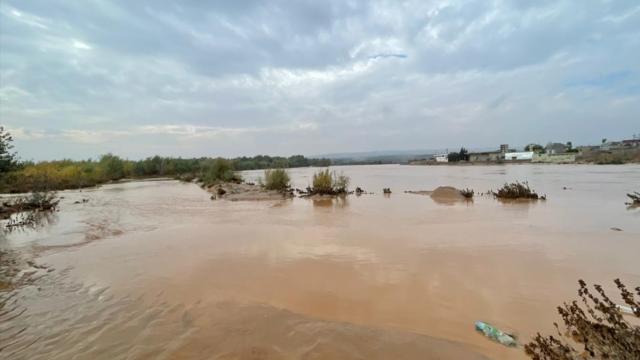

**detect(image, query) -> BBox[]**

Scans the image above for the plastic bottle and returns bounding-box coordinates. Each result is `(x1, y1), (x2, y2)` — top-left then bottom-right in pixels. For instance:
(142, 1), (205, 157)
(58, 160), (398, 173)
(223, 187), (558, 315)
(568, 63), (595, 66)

(475, 321), (518, 347)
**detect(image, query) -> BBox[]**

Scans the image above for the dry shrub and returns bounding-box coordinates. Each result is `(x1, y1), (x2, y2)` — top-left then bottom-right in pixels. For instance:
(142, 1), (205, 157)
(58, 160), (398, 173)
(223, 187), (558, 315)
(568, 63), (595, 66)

(460, 188), (474, 198)
(494, 181), (541, 199)
(525, 279), (640, 360)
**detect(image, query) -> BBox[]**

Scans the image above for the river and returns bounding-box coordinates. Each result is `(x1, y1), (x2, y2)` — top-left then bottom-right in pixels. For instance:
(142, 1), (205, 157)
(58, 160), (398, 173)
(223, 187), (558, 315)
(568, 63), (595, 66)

(1, 164), (639, 359)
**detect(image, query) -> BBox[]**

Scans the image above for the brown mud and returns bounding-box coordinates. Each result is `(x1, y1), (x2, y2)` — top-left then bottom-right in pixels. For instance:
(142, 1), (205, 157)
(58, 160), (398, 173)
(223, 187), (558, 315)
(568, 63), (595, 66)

(406, 186), (469, 204)
(208, 182), (294, 201)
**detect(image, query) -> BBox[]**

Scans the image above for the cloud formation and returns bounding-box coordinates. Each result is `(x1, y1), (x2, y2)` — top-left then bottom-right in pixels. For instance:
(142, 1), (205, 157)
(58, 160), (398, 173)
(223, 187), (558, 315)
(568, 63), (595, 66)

(1, 0), (639, 160)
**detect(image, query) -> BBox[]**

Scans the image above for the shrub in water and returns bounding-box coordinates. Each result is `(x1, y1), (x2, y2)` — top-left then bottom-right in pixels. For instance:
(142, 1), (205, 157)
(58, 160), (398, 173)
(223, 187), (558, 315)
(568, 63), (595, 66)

(460, 188), (474, 199)
(493, 181), (541, 199)
(263, 168), (290, 191)
(311, 169), (350, 195)
(312, 169), (334, 194)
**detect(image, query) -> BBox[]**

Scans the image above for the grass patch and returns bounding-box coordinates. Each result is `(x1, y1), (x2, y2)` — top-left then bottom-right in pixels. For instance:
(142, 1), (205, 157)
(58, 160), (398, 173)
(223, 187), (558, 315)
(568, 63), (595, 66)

(263, 168), (290, 191)
(309, 169), (350, 195)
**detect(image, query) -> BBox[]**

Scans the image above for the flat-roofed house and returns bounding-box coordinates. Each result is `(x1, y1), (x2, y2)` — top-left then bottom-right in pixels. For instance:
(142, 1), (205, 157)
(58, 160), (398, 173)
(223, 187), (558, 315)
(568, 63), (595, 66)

(504, 151), (534, 161)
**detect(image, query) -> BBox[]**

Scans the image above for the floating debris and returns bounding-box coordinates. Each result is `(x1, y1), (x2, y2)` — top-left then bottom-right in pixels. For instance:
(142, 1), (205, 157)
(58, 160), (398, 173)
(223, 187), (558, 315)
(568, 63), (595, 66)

(475, 321), (518, 347)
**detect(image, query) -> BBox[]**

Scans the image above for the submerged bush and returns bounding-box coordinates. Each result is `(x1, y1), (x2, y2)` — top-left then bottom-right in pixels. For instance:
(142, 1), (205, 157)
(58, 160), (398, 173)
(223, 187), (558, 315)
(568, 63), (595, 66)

(1, 191), (59, 220)
(310, 169), (350, 195)
(493, 181), (542, 200)
(460, 188), (474, 198)
(525, 279), (640, 360)
(263, 168), (290, 191)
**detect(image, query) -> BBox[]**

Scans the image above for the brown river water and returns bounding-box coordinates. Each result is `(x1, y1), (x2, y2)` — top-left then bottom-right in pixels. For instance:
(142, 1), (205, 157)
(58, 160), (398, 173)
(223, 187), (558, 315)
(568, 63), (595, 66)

(1, 164), (639, 359)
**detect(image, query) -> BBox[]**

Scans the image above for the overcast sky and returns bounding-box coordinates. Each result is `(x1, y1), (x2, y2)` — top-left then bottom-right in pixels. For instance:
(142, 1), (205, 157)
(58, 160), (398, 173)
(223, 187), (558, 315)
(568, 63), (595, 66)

(1, 0), (639, 160)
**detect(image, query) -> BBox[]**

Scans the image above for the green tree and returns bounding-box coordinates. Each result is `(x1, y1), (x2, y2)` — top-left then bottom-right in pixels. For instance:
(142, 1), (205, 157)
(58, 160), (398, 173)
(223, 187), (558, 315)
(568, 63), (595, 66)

(525, 143), (545, 153)
(0, 126), (18, 173)
(459, 147), (469, 161)
(99, 153), (125, 180)
(448, 147), (469, 162)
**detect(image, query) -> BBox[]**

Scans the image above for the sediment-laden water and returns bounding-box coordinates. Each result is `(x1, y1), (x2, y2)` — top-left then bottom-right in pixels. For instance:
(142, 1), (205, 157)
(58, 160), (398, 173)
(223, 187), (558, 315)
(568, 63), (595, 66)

(1, 164), (639, 359)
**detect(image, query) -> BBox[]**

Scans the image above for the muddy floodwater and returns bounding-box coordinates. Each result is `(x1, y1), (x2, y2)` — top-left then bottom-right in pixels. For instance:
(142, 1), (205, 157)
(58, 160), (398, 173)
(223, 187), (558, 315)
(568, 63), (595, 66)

(1, 164), (639, 359)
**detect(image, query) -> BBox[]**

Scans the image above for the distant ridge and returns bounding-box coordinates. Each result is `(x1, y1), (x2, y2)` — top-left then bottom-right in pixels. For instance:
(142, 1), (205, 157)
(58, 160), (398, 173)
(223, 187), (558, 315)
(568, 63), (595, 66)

(314, 147), (505, 162)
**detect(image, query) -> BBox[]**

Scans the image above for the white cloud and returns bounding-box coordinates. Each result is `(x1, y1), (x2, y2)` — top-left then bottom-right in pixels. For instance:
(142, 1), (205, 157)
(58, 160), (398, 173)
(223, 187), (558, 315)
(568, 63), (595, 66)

(0, 0), (638, 160)
(71, 39), (92, 50)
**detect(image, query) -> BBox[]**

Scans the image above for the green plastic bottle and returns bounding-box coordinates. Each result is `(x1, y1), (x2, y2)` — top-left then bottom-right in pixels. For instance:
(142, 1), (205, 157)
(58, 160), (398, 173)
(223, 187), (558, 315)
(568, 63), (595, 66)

(475, 321), (517, 347)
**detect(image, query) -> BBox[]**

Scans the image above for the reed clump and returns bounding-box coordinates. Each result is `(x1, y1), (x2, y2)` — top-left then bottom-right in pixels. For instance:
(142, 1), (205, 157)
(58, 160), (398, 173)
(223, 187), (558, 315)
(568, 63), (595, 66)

(263, 168), (290, 191)
(304, 169), (350, 195)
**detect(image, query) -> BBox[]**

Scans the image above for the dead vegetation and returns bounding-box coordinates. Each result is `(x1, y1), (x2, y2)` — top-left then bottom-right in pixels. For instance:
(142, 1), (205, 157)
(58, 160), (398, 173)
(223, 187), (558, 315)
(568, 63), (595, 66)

(525, 279), (640, 360)
(460, 188), (474, 199)
(493, 181), (545, 200)
(1, 192), (59, 222)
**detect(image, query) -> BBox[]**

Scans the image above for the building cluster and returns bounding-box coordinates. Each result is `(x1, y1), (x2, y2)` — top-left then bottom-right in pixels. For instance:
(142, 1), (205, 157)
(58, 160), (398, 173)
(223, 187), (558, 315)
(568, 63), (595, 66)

(462, 143), (576, 164)
(427, 136), (640, 164)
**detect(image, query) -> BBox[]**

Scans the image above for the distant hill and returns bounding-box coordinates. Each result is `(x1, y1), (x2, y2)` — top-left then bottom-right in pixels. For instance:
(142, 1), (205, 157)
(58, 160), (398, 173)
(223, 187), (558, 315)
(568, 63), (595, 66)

(314, 149), (441, 164)
(315, 147), (510, 165)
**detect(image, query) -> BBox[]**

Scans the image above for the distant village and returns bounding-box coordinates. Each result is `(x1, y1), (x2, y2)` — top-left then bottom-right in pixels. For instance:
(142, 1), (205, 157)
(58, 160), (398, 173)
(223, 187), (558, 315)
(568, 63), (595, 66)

(410, 136), (640, 165)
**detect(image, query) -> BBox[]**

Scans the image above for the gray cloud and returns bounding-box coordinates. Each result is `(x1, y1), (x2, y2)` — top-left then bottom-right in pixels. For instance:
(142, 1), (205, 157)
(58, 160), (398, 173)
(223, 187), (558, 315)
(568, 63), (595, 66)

(1, 0), (639, 160)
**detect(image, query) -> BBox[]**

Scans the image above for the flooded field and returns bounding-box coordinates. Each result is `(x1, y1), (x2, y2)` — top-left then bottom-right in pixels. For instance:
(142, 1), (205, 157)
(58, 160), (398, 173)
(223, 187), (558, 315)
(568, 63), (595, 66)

(1, 164), (639, 359)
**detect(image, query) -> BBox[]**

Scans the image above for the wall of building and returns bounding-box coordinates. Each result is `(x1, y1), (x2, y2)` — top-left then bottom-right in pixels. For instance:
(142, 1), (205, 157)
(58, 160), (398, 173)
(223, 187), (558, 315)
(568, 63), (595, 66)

(532, 153), (576, 163)
(504, 152), (534, 161)
(435, 155), (448, 162)
(469, 152), (502, 162)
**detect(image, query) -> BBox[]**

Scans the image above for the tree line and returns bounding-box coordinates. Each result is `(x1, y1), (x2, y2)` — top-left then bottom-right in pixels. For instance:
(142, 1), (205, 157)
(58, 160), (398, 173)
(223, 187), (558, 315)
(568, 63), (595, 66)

(0, 127), (330, 193)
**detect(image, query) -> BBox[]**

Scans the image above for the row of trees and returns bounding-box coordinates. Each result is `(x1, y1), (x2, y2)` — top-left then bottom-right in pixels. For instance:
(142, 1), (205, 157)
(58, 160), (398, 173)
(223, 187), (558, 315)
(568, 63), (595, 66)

(0, 127), (331, 193)
(447, 147), (469, 162)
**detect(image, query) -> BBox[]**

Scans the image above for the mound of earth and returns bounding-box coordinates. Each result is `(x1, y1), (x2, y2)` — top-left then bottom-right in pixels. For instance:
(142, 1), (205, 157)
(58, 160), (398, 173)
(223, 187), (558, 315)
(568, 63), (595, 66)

(208, 183), (294, 201)
(406, 186), (467, 204)
(430, 186), (466, 201)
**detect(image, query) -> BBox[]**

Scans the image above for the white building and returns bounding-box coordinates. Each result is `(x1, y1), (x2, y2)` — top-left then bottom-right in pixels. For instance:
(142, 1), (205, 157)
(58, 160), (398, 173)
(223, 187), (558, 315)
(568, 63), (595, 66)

(434, 154), (449, 162)
(504, 151), (534, 161)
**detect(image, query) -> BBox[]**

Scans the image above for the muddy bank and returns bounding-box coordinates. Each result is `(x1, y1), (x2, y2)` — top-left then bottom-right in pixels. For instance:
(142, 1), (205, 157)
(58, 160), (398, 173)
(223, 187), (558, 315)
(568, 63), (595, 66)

(207, 182), (294, 201)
